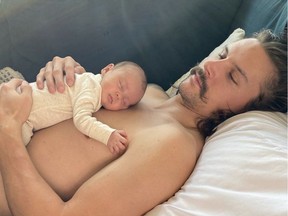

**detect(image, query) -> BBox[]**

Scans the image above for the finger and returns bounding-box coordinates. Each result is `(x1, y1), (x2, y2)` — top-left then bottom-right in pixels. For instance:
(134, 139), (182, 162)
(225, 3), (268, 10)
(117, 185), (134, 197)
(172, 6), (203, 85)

(51, 57), (66, 93)
(36, 68), (45, 89)
(9, 78), (24, 88)
(4, 79), (30, 95)
(0, 79), (23, 98)
(118, 143), (126, 151)
(113, 145), (120, 154)
(108, 145), (115, 154)
(20, 80), (32, 95)
(118, 130), (128, 138)
(75, 65), (86, 74)
(43, 61), (57, 93)
(63, 56), (77, 87)
(120, 136), (128, 147)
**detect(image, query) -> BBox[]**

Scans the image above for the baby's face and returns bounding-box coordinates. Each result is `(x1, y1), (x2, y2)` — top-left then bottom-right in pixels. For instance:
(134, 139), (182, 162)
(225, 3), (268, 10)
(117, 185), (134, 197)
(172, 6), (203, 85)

(100, 67), (145, 110)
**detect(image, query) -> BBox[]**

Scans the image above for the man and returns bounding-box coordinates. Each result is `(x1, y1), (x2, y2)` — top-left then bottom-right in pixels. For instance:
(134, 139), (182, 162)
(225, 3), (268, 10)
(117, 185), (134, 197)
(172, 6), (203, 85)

(0, 30), (286, 216)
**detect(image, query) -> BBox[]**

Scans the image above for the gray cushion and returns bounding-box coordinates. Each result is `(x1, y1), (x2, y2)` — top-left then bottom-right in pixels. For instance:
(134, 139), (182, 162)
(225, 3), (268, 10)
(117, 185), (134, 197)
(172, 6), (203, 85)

(230, 0), (287, 36)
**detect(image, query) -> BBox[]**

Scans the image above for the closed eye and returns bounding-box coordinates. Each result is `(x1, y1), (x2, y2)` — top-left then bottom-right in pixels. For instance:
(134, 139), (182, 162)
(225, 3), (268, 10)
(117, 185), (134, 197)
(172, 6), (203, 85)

(229, 72), (238, 85)
(119, 81), (123, 90)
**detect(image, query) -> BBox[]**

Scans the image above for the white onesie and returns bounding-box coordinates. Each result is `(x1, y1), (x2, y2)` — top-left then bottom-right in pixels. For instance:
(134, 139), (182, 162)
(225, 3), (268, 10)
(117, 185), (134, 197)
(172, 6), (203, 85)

(22, 73), (115, 145)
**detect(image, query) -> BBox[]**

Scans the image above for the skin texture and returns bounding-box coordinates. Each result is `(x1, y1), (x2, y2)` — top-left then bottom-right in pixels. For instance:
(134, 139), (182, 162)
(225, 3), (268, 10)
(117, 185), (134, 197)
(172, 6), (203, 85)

(0, 38), (276, 216)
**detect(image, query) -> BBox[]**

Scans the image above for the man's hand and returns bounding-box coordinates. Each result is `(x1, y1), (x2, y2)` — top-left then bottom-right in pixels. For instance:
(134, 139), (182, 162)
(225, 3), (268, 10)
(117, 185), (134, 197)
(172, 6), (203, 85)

(107, 130), (128, 154)
(36, 56), (86, 94)
(0, 79), (32, 128)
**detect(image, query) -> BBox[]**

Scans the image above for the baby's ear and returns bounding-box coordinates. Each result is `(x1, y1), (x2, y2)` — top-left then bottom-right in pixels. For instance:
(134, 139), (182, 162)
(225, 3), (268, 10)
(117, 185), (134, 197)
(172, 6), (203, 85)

(101, 63), (115, 75)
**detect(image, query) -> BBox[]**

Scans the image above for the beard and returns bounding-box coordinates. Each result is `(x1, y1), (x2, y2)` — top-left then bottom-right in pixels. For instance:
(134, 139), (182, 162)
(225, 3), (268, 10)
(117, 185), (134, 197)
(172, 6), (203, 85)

(178, 65), (208, 109)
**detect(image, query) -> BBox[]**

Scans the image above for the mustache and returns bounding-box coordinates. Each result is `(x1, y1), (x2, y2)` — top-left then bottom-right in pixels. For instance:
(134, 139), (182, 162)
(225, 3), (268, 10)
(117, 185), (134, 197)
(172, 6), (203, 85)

(189, 66), (208, 101)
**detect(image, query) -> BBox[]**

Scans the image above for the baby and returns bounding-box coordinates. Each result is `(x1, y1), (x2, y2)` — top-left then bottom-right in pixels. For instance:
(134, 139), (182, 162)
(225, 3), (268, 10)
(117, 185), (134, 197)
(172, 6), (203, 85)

(22, 61), (147, 154)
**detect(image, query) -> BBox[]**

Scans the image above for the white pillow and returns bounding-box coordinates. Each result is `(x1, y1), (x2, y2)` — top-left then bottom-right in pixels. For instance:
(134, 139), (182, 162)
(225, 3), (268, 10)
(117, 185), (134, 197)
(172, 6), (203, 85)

(166, 28), (245, 97)
(146, 111), (287, 215)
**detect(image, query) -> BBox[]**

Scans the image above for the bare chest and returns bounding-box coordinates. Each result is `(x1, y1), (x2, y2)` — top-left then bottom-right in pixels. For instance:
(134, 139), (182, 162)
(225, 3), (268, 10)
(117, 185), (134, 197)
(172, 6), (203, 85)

(94, 105), (170, 139)
(27, 105), (175, 198)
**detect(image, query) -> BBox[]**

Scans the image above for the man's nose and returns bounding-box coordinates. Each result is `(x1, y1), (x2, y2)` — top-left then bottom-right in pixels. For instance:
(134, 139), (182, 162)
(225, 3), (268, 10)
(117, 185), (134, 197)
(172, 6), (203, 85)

(203, 59), (227, 79)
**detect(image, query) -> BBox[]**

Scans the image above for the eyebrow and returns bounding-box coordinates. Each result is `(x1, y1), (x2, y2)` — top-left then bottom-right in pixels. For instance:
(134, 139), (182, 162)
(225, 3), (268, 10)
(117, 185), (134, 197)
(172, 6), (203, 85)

(225, 46), (248, 83)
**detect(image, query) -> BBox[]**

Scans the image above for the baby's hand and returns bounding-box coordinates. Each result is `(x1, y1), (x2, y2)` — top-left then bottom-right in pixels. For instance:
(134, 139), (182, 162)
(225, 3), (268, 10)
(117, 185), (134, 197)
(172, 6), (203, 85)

(107, 130), (128, 154)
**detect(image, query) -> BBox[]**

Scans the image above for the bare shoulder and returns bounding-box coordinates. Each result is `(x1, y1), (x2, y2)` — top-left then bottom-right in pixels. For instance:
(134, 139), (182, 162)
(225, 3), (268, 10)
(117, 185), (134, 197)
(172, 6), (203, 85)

(142, 84), (169, 106)
(145, 84), (168, 97)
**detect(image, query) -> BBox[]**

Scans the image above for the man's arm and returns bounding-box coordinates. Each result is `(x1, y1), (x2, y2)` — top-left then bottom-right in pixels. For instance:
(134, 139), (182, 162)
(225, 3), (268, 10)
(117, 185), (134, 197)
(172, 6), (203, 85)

(0, 79), (65, 215)
(1, 117), (197, 215)
(0, 131), (66, 215)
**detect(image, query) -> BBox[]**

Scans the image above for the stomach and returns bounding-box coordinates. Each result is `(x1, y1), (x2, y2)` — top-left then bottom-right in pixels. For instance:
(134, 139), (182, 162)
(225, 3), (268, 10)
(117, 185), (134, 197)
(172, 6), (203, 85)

(27, 116), (119, 200)
(26, 104), (154, 200)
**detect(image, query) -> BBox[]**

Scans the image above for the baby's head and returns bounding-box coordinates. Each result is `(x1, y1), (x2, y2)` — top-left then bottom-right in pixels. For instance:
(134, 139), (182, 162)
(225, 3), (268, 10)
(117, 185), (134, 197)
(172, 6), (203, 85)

(100, 61), (147, 110)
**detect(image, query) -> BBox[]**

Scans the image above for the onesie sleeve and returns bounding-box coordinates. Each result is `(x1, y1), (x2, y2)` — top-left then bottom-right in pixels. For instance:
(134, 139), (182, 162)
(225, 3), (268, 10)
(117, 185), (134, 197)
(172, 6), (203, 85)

(68, 73), (115, 145)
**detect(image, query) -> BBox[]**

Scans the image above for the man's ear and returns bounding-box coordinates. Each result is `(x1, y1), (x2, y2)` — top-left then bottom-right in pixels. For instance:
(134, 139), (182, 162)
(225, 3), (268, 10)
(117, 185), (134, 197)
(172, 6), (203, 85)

(101, 63), (114, 75)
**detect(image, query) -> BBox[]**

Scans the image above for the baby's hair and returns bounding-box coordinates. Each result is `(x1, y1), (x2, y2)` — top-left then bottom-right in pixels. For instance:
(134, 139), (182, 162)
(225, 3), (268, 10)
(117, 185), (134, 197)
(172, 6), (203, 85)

(115, 61), (147, 93)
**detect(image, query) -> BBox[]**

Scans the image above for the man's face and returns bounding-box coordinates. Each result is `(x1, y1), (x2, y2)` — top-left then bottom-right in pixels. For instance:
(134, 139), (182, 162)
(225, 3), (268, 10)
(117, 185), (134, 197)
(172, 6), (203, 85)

(178, 38), (276, 117)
